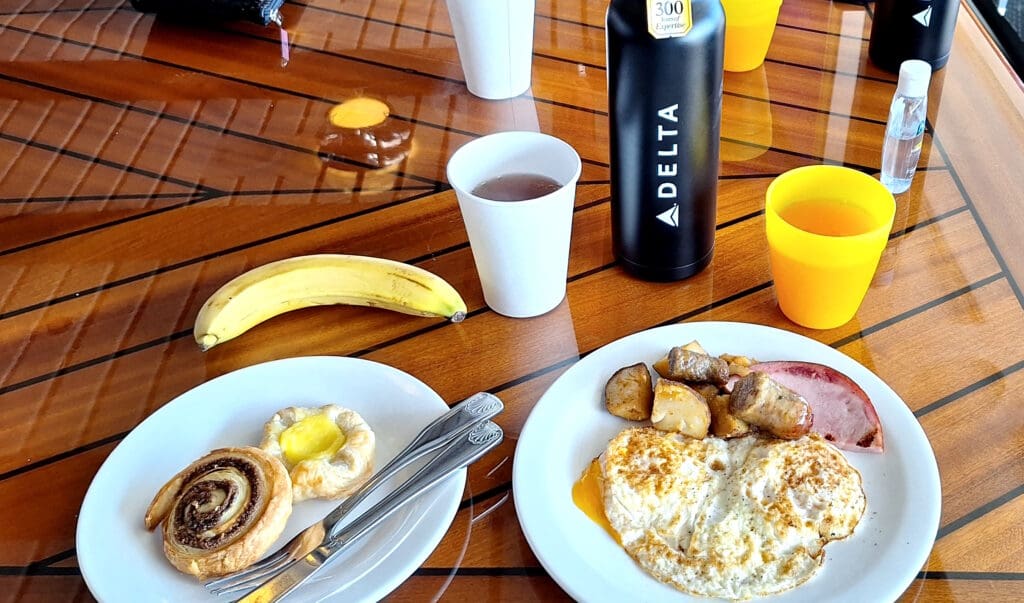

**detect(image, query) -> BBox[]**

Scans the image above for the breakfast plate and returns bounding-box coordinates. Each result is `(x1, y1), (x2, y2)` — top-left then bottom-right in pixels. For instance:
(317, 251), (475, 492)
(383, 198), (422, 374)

(77, 356), (464, 603)
(513, 322), (941, 602)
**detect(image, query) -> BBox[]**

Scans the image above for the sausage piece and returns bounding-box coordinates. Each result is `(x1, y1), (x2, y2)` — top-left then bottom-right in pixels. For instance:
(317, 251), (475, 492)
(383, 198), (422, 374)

(661, 347), (730, 385)
(729, 371), (813, 439)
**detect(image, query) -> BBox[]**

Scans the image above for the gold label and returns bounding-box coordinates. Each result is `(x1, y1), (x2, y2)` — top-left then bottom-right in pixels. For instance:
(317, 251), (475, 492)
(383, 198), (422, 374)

(647, 0), (693, 39)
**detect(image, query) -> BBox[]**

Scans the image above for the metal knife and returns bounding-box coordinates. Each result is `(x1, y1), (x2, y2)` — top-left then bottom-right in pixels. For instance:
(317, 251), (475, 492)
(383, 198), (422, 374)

(236, 420), (504, 603)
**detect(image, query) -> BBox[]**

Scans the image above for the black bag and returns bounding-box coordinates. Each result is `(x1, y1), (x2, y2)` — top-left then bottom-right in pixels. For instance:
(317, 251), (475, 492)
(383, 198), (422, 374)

(129, 0), (286, 27)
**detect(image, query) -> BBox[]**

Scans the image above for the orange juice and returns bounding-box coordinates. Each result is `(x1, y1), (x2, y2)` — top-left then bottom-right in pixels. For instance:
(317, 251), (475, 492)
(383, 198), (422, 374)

(721, 0), (782, 72)
(777, 199), (879, 236)
(765, 166), (896, 329)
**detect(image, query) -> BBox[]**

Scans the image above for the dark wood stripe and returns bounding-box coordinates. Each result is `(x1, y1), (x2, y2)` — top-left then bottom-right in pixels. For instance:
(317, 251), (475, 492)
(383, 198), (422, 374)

(32, 548), (77, 568)
(0, 566), (80, 576)
(350, 308), (484, 358)
(0, 545), (81, 575)
(0, 130), (217, 193)
(458, 482), (512, 512)
(0, 329), (190, 397)
(0, 191), (195, 205)
(0, 7), (114, 17)
(776, 21), (871, 43)
(0, 190), (213, 257)
(828, 273), (1005, 350)
(892, 204), (968, 238)
(918, 571), (1024, 581)
(719, 209), (764, 231)
(0, 187), (439, 322)
(928, 134), (1024, 310)
(0, 186), (439, 257)
(766, 57), (897, 85)
(0, 431), (128, 483)
(230, 186), (439, 197)
(937, 483), (1024, 540)
(414, 567), (549, 577)
(915, 359), (1024, 418)
(414, 567), (1024, 580)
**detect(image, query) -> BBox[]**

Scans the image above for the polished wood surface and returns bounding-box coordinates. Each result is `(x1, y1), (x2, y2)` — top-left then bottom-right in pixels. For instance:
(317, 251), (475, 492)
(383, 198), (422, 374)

(2, 0), (1023, 601)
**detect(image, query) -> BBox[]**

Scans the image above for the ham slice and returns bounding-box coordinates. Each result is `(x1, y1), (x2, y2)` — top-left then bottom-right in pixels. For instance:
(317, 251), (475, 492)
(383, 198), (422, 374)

(728, 361), (884, 453)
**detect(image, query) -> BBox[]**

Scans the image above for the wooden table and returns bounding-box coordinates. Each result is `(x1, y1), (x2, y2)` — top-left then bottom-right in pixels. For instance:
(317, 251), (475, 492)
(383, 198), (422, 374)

(2, 0), (1022, 601)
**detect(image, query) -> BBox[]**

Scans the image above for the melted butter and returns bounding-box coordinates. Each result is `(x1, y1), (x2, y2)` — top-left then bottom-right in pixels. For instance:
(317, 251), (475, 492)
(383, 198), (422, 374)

(280, 414), (346, 465)
(328, 97), (390, 129)
(572, 458), (621, 545)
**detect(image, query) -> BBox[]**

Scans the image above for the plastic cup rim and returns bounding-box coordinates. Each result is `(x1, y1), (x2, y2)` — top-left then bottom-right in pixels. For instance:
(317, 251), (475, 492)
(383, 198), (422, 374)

(765, 165), (896, 242)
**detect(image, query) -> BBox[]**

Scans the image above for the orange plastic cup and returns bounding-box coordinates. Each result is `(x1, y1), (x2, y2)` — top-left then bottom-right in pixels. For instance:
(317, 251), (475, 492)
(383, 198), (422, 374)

(765, 166), (896, 329)
(722, 0), (782, 72)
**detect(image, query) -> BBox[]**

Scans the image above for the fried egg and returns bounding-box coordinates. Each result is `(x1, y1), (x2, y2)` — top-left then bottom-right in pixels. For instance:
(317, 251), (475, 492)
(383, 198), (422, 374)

(260, 405), (375, 502)
(602, 427), (865, 600)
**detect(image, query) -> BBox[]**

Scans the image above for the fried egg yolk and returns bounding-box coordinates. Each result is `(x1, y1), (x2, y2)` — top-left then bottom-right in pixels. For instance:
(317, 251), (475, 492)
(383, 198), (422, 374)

(572, 458), (621, 545)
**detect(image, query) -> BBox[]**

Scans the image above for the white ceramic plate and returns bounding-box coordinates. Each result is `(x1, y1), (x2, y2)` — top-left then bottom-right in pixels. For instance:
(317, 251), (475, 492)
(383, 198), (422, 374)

(513, 322), (941, 603)
(77, 356), (464, 603)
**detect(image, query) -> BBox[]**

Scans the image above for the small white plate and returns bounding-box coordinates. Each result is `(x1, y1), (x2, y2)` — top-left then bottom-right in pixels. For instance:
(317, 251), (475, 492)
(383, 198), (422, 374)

(513, 322), (941, 603)
(77, 356), (464, 603)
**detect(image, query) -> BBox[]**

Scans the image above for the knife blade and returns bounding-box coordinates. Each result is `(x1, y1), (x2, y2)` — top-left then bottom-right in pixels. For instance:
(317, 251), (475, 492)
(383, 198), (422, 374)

(236, 420), (504, 603)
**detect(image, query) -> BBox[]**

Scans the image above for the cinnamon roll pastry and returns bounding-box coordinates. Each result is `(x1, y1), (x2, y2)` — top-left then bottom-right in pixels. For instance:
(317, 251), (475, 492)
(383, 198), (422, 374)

(260, 404), (375, 502)
(144, 446), (292, 579)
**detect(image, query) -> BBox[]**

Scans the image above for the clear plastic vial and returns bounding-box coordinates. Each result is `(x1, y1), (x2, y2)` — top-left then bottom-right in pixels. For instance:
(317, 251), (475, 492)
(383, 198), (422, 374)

(880, 60), (932, 194)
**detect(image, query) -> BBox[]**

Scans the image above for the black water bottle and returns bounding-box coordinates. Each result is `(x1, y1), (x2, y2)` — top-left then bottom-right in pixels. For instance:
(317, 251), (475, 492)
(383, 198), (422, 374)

(869, 0), (960, 72)
(606, 0), (724, 282)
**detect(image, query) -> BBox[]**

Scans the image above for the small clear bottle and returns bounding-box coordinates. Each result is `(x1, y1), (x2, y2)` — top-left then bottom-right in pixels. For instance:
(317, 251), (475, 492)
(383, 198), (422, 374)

(880, 60), (932, 194)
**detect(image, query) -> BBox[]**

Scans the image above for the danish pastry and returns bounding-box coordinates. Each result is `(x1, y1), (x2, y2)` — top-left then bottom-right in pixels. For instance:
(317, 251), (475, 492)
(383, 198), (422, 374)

(144, 446), (292, 580)
(260, 405), (375, 502)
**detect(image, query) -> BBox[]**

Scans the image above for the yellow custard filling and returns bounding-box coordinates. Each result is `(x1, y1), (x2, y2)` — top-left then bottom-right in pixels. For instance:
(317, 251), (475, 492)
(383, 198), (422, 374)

(279, 414), (346, 465)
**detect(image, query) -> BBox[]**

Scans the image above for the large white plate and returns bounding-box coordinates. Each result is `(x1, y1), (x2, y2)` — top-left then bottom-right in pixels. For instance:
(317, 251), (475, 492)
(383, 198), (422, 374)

(77, 356), (464, 603)
(513, 322), (941, 603)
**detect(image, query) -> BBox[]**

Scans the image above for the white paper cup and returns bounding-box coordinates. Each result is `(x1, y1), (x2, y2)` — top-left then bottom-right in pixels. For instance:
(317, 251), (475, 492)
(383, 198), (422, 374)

(448, 131), (582, 318)
(445, 0), (535, 100)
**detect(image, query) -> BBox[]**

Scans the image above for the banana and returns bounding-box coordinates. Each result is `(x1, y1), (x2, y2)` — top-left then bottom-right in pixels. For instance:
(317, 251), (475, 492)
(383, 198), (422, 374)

(194, 254), (467, 351)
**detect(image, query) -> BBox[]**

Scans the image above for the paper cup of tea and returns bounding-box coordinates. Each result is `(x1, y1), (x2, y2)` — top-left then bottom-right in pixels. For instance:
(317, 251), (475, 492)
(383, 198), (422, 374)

(447, 131), (582, 318)
(445, 0), (535, 99)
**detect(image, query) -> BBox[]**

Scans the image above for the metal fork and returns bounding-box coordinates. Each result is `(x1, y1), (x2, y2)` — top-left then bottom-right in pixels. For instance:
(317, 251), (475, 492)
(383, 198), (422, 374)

(234, 421), (504, 602)
(204, 391), (503, 595)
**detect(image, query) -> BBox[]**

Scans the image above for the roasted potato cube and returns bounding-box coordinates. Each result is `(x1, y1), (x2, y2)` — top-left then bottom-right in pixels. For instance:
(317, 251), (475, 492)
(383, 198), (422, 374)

(680, 340), (708, 355)
(720, 353), (756, 379)
(651, 379), (710, 438)
(604, 363), (654, 421)
(693, 383), (721, 406)
(653, 354), (671, 379)
(719, 353), (754, 367)
(708, 393), (751, 438)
